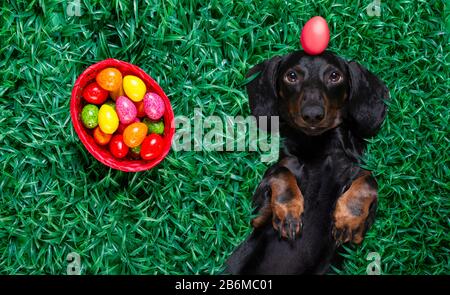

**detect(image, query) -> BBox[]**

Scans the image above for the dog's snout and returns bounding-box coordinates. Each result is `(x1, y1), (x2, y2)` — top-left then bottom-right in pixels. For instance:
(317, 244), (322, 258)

(302, 87), (322, 102)
(300, 87), (325, 125)
(301, 105), (324, 124)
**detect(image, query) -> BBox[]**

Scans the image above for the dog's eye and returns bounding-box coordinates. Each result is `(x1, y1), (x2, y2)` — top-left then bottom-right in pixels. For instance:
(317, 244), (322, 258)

(329, 71), (342, 83)
(285, 71), (298, 83)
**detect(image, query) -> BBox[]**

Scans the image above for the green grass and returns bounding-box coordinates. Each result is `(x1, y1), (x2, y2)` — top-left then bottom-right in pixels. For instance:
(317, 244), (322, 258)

(0, 0), (448, 274)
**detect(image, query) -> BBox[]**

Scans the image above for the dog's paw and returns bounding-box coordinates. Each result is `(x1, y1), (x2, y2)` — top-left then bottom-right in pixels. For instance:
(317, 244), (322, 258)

(251, 203), (272, 229)
(332, 174), (378, 245)
(272, 203), (303, 241)
(332, 213), (366, 244)
(269, 171), (304, 241)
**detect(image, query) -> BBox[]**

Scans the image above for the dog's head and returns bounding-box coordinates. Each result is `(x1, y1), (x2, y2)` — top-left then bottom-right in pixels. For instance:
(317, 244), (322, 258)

(246, 51), (389, 137)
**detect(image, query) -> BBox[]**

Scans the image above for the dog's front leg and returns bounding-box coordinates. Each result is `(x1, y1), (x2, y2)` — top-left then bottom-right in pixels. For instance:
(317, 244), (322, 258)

(250, 174), (274, 229)
(251, 157), (304, 240)
(332, 171), (378, 244)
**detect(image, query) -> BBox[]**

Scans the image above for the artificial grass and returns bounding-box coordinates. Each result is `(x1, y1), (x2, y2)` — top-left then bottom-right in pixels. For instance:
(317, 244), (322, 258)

(0, 0), (448, 274)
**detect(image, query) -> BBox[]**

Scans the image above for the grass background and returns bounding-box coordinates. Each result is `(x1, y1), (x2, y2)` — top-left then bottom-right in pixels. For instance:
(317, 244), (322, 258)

(0, 0), (448, 274)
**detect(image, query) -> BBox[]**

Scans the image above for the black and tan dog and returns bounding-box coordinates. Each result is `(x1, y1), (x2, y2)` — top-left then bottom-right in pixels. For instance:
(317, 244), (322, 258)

(226, 51), (389, 274)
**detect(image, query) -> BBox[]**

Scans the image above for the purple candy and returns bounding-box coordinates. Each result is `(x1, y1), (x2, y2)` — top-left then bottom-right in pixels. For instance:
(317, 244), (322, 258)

(116, 95), (137, 124)
(143, 92), (165, 120)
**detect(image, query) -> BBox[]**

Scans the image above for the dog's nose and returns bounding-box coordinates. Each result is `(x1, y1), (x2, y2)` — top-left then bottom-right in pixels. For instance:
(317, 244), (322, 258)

(301, 105), (324, 124)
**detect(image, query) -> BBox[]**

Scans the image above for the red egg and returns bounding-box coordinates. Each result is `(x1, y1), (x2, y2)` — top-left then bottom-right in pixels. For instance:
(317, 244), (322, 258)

(134, 100), (146, 118)
(140, 134), (163, 160)
(82, 82), (109, 105)
(109, 134), (129, 158)
(300, 16), (330, 55)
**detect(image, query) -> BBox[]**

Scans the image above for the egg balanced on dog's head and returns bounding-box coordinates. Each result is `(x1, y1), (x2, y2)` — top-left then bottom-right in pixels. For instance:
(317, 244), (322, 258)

(300, 16), (330, 55)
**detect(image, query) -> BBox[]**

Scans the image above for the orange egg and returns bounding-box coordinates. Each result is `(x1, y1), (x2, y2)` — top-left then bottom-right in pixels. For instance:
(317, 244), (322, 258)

(93, 126), (112, 146)
(96, 68), (122, 91)
(110, 85), (124, 101)
(123, 122), (148, 148)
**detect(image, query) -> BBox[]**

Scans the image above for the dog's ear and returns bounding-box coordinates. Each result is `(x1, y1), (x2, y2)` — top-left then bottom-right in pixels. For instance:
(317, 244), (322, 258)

(246, 56), (282, 118)
(346, 61), (389, 138)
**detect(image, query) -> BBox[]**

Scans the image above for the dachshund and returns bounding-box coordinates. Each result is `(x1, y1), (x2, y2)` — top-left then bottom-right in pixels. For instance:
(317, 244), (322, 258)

(225, 50), (389, 274)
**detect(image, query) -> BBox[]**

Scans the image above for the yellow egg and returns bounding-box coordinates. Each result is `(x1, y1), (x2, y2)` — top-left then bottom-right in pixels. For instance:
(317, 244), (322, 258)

(123, 75), (146, 102)
(98, 104), (119, 134)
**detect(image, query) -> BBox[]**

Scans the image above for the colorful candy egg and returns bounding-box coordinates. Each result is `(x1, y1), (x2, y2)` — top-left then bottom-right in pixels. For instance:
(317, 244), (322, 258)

(300, 16), (330, 55)
(123, 75), (146, 102)
(104, 100), (116, 110)
(140, 134), (163, 160)
(98, 104), (119, 134)
(123, 122), (148, 148)
(143, 92), (165, 120)
(116, 96), (137, 124)
(117, 118), (140, 134)
(82, 82), (108, 105)
(81, 104), (99, 129)
(110, 85), (124, 101)
(109, 134), (129, 158)
(130, 145), (142, 159)
(143, 118), (164, 135)
(93, 126), (112, 146)
(96, 68), (122, 91)
(134, 100), (146, 117)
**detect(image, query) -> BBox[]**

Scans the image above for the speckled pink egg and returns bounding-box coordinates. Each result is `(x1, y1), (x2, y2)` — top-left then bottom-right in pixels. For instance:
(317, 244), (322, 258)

(143, 92), (165, 120)
(116, 96), (137, 124)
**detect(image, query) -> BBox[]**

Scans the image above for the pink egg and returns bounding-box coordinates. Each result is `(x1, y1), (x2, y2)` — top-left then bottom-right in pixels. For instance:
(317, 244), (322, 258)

(116, 96), (137, 124)
(117, 117), (140, 134)
(300, 16), (330, 55)
(143, 92), (165, 120)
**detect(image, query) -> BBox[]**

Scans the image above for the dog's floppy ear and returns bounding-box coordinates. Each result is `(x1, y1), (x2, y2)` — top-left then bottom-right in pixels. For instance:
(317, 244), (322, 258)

(246, 56), (282, 118)
(346, 61), (389, 138)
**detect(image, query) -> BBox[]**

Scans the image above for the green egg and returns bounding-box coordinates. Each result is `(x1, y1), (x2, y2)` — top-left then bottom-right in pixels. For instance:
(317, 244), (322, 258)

(130, 145), (141, 159)
(131, 145), (141, 154)
(143, 118), (164, 135)
(81, 104), (99, 129)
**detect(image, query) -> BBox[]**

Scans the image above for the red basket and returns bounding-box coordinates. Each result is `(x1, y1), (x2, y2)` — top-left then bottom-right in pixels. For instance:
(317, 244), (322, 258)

(70, 59), (175, 172)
